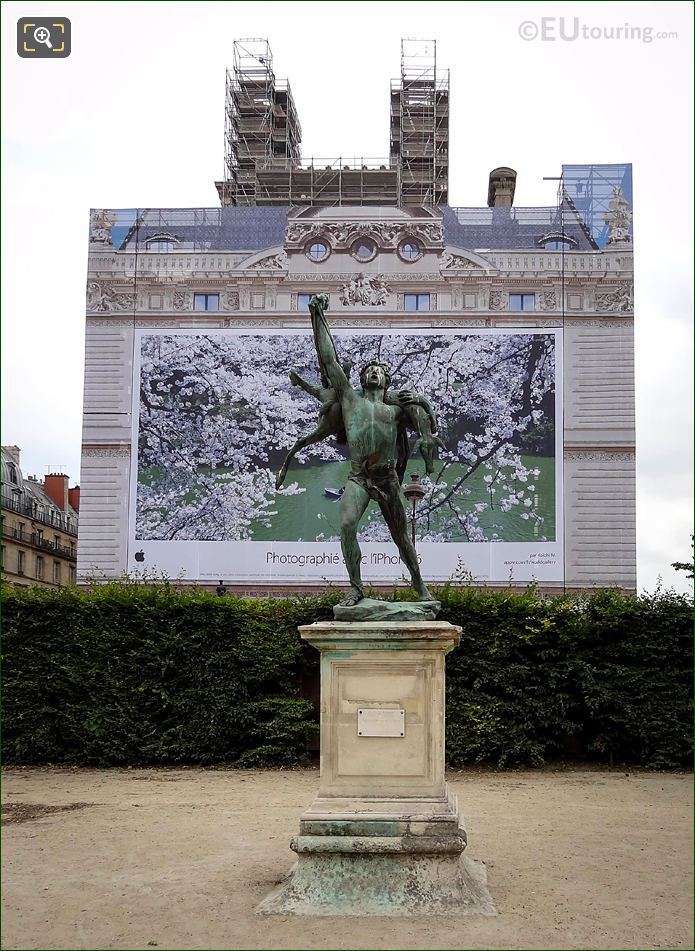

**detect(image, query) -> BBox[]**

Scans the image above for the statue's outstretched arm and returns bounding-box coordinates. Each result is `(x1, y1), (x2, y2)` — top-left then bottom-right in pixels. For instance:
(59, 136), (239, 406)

(289, 370), (324, 401)
(309, 294), (349, 396)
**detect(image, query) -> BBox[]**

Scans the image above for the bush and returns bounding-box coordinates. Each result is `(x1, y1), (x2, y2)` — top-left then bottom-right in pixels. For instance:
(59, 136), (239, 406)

(438, 585), (693, 769)
(2, 581), (691, 768)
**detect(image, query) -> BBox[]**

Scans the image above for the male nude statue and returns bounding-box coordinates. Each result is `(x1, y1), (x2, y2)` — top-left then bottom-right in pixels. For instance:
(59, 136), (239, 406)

(297, 292), (440, 608)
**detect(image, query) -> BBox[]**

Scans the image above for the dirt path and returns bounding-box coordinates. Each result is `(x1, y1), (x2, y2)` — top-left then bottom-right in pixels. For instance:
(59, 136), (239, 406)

(2, 766), (692, 950)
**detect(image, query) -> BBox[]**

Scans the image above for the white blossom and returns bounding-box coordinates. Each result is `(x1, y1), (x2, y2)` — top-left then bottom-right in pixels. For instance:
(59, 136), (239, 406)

(135, 331), (556, 543)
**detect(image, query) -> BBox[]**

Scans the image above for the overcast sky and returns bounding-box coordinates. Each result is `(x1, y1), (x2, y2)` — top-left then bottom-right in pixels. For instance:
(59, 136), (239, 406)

(2, 1), (693, 593)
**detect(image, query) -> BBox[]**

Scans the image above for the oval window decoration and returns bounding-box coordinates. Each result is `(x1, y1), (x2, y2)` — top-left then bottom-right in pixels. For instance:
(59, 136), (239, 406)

(145, 232), (179, 252)
(537, 232), (577, 251)
(305, 240), (330, 263)
(352, 238), (376, 263)
(398, 239), (422, 262)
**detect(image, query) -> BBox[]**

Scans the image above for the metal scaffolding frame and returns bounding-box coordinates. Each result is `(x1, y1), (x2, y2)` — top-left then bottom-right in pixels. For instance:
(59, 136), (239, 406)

(218, 37), (450, 208)
(252, 156), (399, 207)
(560, 164), (633, 248)
(222, 38), (302, 207)
(390, 39), (449, 206)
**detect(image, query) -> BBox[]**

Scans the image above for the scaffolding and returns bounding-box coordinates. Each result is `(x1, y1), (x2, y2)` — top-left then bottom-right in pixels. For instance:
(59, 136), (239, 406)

(390, 39), (449, 206)
(252, 156), (399, 206)
(217, 37), (451, 208)
(561, 164), (633, 248)
(221, 39), (302, 207)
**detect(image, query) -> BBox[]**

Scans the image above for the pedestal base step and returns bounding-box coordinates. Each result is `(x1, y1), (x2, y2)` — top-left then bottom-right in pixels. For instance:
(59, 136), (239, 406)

(256, 851), (496, 917)
(333, 598), (441, 622)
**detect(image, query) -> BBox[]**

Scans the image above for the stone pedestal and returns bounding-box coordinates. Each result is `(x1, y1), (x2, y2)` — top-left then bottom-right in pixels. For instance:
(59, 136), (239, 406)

(257, 621), (496, 917)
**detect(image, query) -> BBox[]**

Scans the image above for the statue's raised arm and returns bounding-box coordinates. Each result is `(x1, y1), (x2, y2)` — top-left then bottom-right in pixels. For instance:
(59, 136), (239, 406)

(309, 293), (350, 397)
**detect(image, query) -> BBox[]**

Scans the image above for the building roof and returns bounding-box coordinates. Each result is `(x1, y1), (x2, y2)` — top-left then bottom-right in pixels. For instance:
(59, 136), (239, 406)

(119, 207), (290, 253)
(441, 201), (597, 251)
(117, 201), (597, 254)
(1, 446), (78, 534)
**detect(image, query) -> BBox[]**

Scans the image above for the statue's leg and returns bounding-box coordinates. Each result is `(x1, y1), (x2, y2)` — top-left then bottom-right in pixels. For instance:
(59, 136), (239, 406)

(276, 404), (343, 490)
(275, 424), (335, 490)
(339, 480), (370, 606)
(378, 482), (434, 601)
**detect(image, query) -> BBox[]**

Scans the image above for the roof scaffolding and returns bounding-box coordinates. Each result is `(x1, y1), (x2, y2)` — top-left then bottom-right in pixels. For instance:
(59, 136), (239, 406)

(561, 164), (633, 248)
(220, 38), (302, 207)
(389, 39), (450, 206)
(217, 37), (450, 208)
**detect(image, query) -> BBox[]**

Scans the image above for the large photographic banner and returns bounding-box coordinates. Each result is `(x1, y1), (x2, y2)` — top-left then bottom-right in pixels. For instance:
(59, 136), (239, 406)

(128, 328), (563, 584)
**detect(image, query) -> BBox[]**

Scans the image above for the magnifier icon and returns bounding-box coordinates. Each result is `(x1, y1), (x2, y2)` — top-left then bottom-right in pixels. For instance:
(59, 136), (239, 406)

(33, 26), (53, 49)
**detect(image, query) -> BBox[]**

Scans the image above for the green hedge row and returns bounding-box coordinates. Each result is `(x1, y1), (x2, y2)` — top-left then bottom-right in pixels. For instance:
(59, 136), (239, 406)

(2, 582), (692, 768)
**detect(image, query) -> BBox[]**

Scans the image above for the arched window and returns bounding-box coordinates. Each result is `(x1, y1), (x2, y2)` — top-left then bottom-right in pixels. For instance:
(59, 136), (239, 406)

(537, 232), (577, 252)
(146, 233), (179, 252)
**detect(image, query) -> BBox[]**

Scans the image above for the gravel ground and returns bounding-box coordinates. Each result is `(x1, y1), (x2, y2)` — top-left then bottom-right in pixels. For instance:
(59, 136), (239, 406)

(2, 765), (692, 950)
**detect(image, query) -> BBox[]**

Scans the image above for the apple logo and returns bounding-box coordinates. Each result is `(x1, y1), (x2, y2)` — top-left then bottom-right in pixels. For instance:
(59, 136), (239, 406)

(134, 550), (145, 563)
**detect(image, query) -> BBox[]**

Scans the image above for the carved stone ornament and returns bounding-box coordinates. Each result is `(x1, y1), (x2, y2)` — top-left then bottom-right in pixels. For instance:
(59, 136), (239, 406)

(285, 220), (443, 249)
(603, 186), (633, 246)
(89, 209), (115, 246)
(488, 290), (508, 311)
(248, 250), (288, 270)
(86, 281), (135, 313)
(595, 283), (633, 313)
(222, 291), (240, 311)
(564, 449), (635, 463)
(339, 273), (389, 306)
(440, 250), (478, 270)
(539, 289), (558, 311)
(82, 446), (131, 457)
(173, 290), (192, 311)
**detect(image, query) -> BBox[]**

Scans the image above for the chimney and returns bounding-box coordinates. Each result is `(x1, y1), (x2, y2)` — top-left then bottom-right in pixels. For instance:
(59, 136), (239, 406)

(3, 445), (20, 466)
(68, 485), (81, 512)
(44, 473), (69, 511)
(488, 167), (517, 207)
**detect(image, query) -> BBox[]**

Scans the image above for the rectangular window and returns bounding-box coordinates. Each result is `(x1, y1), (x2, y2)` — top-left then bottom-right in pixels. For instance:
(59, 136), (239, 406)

(509, 293), (536, 312)
(17, 522), (25, 540)
(54, 535), (61, 551)
(297, 294), (311, 311)
(404, 293), (431, 312)
(53, 561), (61, 585)
(17, 550), (25, 575)
(69, 565), (77, 585)
(193, 293), (219, 312)
(36, 555), (44, 580)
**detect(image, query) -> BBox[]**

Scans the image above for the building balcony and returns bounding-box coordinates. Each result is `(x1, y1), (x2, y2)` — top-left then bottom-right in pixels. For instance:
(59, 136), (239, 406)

(1, 493), (77, 535)
(5, 526), (77, 560)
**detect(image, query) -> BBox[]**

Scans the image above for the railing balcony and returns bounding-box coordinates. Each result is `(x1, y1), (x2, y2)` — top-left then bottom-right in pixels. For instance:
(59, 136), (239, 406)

(1, 493), (77, 536)
(4, 526), (77, 559)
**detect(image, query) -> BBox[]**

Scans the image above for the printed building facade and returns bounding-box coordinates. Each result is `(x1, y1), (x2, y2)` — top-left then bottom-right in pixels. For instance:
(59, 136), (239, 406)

(79, 41), (635, 593)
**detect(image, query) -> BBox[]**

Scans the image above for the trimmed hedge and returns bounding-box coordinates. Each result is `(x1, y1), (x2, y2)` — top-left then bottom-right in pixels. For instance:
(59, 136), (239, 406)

(2, 582), (692, 768)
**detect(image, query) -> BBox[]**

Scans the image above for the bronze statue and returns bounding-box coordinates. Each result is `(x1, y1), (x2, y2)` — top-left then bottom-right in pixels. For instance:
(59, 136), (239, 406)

(277, 292), (442, 608)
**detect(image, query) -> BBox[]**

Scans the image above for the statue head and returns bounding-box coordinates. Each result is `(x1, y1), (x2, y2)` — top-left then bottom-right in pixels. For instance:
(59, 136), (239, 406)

(360, 361), (392, 392)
